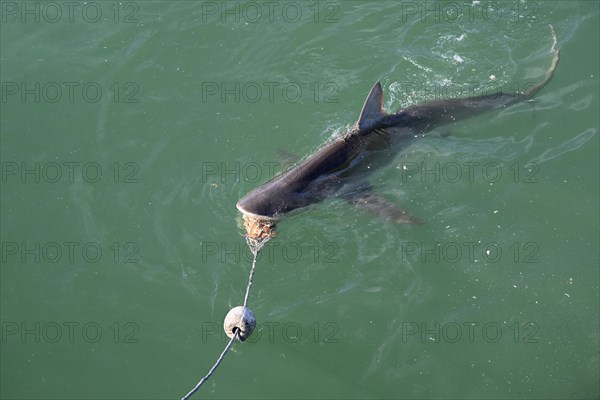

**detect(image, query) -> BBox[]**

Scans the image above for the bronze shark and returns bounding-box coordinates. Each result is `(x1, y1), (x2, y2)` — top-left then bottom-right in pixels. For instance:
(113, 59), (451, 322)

(237, 27), (559, 238)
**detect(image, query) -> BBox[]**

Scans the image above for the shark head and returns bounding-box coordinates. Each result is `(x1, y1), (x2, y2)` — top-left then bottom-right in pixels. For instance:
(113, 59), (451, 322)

(236, 179), (291, 219)
(236, 187), (282, 239)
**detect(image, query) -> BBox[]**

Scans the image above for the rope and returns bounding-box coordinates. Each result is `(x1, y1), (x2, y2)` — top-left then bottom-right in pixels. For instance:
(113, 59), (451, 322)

(243, 236), (270, 308)
(181, 235), (271, 400)
(181, 330), (238, 400)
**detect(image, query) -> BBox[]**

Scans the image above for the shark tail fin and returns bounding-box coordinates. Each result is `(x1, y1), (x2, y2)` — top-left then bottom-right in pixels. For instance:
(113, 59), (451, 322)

(523, 24), (560, 99)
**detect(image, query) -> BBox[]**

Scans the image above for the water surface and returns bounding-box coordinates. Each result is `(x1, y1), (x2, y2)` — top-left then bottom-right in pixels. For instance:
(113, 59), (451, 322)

(1, 1), (598, 399)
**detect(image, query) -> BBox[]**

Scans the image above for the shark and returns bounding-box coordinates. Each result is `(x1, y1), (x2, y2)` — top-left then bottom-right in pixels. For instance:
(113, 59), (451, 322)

(236, 27), (560, 238)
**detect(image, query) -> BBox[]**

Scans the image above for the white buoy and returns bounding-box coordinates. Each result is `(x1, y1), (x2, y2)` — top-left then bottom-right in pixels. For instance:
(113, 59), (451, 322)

(223, 306), (256, 342)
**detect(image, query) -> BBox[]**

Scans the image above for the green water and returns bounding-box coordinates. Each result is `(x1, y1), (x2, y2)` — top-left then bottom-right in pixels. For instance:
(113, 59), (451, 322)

(1, 1), (598, 399)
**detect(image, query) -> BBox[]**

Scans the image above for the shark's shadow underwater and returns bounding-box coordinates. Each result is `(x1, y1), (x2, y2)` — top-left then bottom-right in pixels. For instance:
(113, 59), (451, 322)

(237, 27), (560, 239)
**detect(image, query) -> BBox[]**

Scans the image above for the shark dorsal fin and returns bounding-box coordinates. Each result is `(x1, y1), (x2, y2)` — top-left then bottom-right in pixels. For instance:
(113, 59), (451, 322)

(358, 82), (385, 129)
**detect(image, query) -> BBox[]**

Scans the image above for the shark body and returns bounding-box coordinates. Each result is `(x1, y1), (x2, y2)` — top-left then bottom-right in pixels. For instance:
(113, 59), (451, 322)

(237, 29), (559, 227)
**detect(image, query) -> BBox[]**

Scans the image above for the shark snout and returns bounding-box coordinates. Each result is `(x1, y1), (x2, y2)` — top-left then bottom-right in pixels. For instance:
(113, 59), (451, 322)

(236, 199), (275, 222)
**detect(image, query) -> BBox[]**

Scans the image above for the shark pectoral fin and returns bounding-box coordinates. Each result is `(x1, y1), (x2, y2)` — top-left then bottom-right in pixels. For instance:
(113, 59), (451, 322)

(345, 189), (422, 225)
